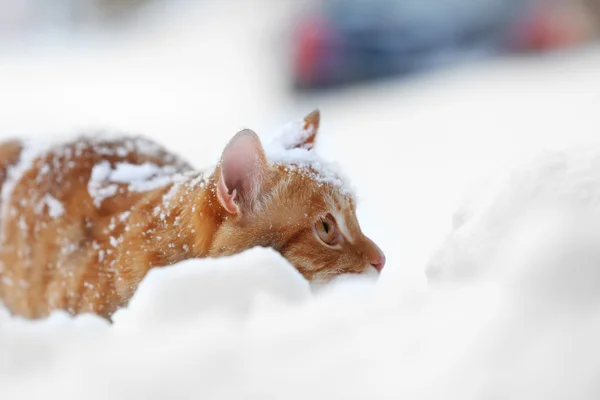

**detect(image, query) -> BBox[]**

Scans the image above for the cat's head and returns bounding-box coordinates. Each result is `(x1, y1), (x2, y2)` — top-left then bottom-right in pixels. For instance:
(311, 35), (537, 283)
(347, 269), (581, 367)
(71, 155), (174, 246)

(209, 110), (385, 282)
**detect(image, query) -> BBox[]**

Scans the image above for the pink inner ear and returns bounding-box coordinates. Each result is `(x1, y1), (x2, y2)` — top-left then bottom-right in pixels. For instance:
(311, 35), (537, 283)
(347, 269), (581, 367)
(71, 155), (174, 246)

(216, 129), (267, 214)
(217, 169), (240, 214)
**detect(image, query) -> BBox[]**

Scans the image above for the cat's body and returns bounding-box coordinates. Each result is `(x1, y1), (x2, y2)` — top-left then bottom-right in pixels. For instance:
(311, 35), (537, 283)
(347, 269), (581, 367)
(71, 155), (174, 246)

(0, 111), (385, 320)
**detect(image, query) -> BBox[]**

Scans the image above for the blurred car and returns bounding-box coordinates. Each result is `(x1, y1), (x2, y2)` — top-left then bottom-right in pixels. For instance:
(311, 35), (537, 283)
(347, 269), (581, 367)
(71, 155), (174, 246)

(292, 0), (598, 90)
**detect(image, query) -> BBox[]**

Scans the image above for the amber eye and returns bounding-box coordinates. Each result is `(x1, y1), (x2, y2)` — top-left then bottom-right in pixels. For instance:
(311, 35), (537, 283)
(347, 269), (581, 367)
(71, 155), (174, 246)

(314, 214), (337, 245)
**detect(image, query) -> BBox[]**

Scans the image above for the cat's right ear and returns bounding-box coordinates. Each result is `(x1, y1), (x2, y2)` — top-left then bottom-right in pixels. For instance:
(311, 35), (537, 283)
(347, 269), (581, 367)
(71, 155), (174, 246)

(300, 109), (320, 150)
(282, 109), (320, 151)
(216, 129), (268, 215)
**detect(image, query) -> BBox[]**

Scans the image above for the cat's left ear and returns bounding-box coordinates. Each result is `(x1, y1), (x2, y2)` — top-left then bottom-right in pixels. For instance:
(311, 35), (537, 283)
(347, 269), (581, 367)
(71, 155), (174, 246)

(285, 109), (320, 151)
(216, 129), (269, 215)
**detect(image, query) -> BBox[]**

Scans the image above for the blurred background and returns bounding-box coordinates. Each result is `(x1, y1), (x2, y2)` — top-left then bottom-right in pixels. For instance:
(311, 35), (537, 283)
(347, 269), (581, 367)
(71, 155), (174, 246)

(1, 0), (599, 88)
(3, 4), (600, 398)
(1, 0), (600, 280)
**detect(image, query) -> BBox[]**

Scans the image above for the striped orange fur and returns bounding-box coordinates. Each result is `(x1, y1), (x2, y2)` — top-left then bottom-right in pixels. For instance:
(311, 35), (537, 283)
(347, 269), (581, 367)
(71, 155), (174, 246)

(0, 111), (384, 320)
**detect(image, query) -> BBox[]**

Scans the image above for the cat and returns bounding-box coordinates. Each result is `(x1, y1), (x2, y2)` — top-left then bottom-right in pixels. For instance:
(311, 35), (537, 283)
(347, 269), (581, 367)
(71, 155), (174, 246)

(0, 110), (385, 320)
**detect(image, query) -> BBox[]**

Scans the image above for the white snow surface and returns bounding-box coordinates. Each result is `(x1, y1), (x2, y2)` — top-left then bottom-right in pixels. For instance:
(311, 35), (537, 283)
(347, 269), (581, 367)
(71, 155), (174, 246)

(2, 1), (600, 399)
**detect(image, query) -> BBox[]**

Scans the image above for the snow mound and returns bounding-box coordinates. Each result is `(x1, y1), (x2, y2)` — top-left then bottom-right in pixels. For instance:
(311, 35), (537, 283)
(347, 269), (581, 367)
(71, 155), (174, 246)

(112, 247), (311, 329)
(3, 148), (600, 399)
(0, 247), (315, 397)
(428, 146), (600, 283)
(422, 147), (600, 399)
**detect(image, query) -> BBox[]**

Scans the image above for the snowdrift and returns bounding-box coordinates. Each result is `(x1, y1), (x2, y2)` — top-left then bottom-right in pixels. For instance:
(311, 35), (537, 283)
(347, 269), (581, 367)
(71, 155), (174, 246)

(3, 146), (600, 399)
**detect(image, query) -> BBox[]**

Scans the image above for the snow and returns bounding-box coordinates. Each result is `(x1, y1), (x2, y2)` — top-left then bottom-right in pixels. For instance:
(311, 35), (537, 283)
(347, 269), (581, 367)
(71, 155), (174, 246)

(88, 161), (181, 206)
(36, 194), (65, 218)
(89, 160), (112, 182)
(2, 0), (600, 398)
(109, 162), (164, 184)
(111, 248), (311, 328)
(265, 119), (356, 198)
(87, 158), (193, 207)
(428, 147), (600, 282)
(88, 161), (115, 206)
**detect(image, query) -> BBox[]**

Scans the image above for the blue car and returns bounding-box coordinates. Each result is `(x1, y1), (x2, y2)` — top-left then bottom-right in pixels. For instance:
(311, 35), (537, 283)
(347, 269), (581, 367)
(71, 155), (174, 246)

(291, 0), (583, 90)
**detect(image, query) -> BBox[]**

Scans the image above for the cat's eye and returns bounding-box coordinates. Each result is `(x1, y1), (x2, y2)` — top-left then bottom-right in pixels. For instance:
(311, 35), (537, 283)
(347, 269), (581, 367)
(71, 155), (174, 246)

(314, 214), (338, 245)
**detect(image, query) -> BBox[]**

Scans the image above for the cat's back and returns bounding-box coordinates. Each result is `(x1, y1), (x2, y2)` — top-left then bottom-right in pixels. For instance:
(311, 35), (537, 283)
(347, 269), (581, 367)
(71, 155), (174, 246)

(0, 135), (192, 228)
(0, 135), (193, 317)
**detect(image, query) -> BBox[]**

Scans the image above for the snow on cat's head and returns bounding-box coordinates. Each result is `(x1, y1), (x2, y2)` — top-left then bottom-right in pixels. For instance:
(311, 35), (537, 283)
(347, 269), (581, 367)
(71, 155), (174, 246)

(209, 110), (385, 283)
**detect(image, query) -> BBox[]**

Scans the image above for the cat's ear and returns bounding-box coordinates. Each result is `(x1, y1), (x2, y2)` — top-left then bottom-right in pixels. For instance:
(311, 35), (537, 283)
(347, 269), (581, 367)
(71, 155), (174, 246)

(285, 109), (320, 151)
(302, 109), (320, 150)
(216, 129), (268, 215)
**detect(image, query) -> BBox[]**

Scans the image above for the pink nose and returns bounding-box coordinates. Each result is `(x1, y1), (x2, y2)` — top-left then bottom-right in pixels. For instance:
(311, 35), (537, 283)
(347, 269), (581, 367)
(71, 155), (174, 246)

(370, 249), (386, 272)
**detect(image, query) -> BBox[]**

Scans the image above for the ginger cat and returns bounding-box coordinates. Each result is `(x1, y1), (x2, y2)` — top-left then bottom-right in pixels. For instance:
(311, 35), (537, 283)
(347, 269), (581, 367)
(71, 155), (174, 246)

(0, 110), (385, 320)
